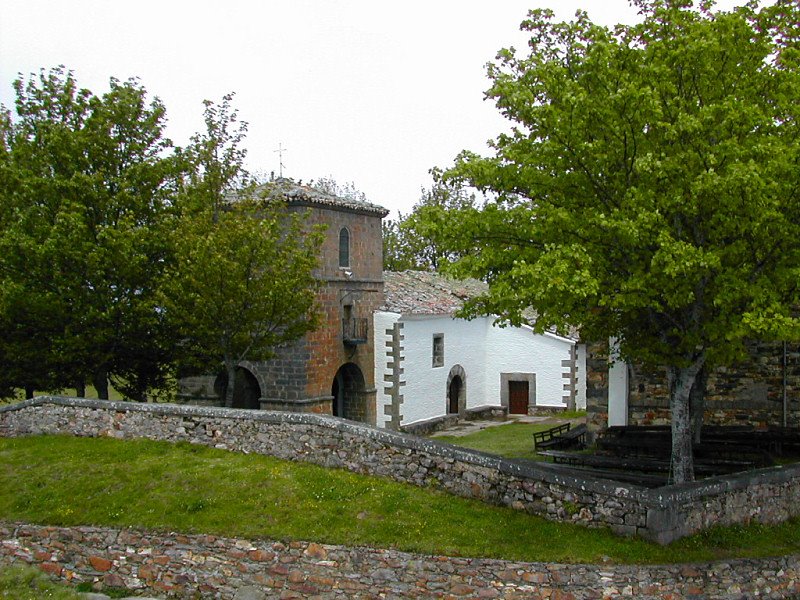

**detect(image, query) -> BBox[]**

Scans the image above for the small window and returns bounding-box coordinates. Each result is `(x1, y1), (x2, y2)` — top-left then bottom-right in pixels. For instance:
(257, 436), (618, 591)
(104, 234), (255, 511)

(432, 334), (444, 368)
(338, 227), (350, 268)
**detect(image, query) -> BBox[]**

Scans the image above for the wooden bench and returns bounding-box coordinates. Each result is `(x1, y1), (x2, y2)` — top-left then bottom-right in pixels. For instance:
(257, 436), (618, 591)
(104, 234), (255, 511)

(597, 435), (774, 466)
(538, 449), (756, 476)
(533, 423), (571, 450)
(534, 423), (588, 451)
(538, 458), (668, 487)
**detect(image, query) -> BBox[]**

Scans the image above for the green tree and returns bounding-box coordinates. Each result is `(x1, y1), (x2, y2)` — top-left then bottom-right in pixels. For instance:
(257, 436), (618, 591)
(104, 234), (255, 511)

(441, 0), (800, 482)
(382, 218), (417, 272)
(383, 180), (477, 272)
(164, 96), (323, 408)
(0, 67), (181, 399)
(182, 93), (249, 222)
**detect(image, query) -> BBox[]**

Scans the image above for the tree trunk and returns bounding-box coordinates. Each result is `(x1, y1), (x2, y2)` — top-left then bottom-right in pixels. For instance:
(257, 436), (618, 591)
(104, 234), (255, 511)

(668, 357), (706, 484)
(224, 360), (236, 408)
(93, 367), (109, 400)
(75, 379), (86, 399)
(689, 365), (708, 446)
(24, 385), (34, 400)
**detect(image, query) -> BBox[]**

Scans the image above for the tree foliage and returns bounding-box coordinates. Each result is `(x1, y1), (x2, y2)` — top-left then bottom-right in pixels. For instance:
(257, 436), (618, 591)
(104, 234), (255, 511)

(162, 96), (323, 408)
(0, 75), (323, 405)
(0, 67), (180, 399)
(383, 179), (478, 272)
(441, 0), (800, 482)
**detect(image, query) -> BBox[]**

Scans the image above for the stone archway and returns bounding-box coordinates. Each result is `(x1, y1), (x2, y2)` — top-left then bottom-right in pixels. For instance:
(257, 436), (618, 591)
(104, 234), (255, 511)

(213, 365), (263, 410)
(446, 364), (467, 416)
(331, 363), (368, 423)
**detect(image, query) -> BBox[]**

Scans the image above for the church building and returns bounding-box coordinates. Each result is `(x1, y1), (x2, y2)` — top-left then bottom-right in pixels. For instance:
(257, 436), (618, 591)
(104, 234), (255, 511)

(178, 179), (584, 428)
(178, 179), (388, 424)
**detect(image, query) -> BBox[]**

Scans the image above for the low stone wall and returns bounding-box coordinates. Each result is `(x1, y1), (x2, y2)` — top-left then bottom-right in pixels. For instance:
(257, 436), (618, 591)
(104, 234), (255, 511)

(1, 397), (800, 545)
(1, 522), (798, 599)
(400, 405), (507, 436)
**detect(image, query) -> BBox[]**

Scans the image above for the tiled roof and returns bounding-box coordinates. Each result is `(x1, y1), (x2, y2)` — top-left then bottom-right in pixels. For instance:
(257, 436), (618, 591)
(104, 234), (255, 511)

(382, 270), (488, 315)
(382, 270), (578, 340)
(253, 178), (388, 216)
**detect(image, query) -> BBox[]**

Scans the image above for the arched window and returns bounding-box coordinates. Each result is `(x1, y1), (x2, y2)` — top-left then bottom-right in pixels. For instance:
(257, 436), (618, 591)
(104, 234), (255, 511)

(339, 227), (350, 268)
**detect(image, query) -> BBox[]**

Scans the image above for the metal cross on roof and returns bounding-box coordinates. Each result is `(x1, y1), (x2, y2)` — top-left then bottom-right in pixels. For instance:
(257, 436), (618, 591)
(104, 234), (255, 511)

(274, 143), (287, 177)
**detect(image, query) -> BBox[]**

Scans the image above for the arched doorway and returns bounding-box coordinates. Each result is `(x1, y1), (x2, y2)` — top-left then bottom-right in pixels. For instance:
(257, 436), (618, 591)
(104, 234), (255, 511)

(446, 364), (467, 416)
(448, 376), (462, 414)
(331, 363), (368, 422)
(233, 367), (261, 409)
(214, 366), (262, 409)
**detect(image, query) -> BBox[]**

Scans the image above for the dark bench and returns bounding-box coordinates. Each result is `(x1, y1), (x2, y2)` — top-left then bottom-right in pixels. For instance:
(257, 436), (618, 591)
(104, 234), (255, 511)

(538, 458), (668, 487)
(538, 449), (756, 476)
(597, 434), (774, 466)
(533, 422), (571, 450)
(533, 423), (588, 451)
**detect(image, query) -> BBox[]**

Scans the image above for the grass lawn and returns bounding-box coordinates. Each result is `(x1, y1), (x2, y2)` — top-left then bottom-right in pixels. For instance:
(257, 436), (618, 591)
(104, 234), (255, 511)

(0, 564), (84, 599)
(433, 421), (560, 461)
(1, 435), (799, 566)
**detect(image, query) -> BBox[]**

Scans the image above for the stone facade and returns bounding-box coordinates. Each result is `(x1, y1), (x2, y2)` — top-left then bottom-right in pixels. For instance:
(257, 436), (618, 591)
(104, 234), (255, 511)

(2, 522), (798, 599)
(586, 340), (800, 435)
(178, 180), (388, 425)
(3, 397), (800, 545)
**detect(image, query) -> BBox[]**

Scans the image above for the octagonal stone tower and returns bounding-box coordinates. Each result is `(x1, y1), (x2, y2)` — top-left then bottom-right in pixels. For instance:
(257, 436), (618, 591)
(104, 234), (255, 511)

(178, 178), (388, 425)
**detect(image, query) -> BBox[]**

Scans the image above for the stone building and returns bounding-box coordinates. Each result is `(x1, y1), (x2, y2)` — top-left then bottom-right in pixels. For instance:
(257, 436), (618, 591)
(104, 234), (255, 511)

(585, 340), (800, 436)
(375, 271), (583, 432)
(178, 179), (388, 425)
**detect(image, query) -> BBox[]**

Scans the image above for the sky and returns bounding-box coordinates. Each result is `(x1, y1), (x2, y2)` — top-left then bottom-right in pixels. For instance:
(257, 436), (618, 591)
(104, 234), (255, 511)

(3, 1), (658, 217)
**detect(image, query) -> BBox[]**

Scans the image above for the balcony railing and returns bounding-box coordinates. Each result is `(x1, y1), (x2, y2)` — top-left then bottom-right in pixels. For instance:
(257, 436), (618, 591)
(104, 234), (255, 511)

(342, 318), (369, 345)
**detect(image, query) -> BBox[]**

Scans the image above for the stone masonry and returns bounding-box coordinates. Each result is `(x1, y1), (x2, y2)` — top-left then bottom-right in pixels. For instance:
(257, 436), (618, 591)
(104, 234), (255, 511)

(1, 522), (798, 599)
(586, 340), (800, 435)
(2, 397), (800, 546)
(178, 179), (388, 424)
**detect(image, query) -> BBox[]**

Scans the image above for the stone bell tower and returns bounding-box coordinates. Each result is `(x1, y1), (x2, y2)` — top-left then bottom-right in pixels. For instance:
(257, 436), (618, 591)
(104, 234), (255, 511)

(178, 178), (388, 425)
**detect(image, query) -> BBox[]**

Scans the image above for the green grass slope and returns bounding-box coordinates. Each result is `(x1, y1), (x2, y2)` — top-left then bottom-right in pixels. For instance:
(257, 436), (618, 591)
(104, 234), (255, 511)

(0, 435), (798, 565)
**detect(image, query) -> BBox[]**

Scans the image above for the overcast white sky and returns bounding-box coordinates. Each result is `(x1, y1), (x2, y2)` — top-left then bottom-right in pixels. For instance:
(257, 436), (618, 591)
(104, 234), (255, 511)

(1, 1), (705, 216)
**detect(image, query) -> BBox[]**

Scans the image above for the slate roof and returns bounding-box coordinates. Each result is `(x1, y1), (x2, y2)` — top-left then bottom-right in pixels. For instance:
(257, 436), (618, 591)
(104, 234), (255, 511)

(382, 270), (489, 316)
(252, 178), (388, 216)
(382, 270), (578, 340)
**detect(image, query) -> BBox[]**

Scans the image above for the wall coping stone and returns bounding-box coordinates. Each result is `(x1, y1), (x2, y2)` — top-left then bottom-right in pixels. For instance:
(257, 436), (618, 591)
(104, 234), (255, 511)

(4, 396), (647, 497)
(3, 396), (800, 544)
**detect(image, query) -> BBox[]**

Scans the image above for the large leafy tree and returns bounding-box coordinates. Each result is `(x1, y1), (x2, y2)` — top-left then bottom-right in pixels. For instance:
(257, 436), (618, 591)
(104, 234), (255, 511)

(0, 67), (181, 399)
(163, 96), (323, 408)
(383, 180), (477, 272)
(441, 0), (800, 482)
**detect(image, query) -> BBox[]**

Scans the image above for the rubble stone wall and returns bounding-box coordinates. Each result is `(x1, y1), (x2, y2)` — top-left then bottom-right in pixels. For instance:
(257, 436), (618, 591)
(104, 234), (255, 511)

(586, 341), (800, 433)
(2, 397), (799, 545)
(2, 522), (798, 599)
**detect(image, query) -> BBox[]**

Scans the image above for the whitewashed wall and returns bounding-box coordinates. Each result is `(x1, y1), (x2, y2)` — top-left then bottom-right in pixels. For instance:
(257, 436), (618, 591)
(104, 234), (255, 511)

(374, 310), (581, 429)
(484, 324), (574, 409)
(608, 338), (629, 427)
(397, 315), (490, 426)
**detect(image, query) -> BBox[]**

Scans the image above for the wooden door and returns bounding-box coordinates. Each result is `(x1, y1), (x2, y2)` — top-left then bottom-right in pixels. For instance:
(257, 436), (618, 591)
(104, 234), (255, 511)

(509, 380), (529, 414)
(448, 376), (462, 414)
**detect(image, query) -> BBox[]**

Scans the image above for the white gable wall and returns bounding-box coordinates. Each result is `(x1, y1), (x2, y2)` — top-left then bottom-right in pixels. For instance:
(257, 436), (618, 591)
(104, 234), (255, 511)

(397, 314), (489, 426)
(575, 343), (587, 410)
(484, 323), (574, 409)
(375, 309), (580, 429)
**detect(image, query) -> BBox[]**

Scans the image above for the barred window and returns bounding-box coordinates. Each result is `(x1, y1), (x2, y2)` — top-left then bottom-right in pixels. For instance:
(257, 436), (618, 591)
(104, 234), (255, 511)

(432, 334), (444, 368)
